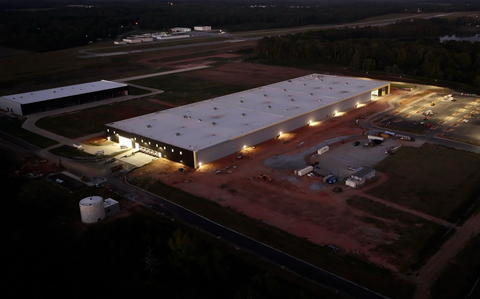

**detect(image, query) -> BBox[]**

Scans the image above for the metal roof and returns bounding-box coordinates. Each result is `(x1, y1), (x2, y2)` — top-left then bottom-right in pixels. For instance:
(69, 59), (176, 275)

(107, 74), (389, 151)
(2, 80), (127, 105)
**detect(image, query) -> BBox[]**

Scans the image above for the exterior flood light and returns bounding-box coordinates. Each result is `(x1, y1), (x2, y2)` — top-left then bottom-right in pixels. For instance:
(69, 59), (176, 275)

(198, 162), (202, 167)
(279, 132), (283, 136)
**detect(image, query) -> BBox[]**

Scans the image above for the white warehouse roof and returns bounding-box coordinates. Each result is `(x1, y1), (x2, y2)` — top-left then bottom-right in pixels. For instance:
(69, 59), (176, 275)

(107, 74), (388, 151)
(2, 80), (128, 105)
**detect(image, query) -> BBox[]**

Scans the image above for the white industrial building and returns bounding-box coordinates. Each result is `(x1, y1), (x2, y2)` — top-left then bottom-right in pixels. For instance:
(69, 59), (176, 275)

(0, 80), (128, 116)
(106, 74), (390, 168)
(349, 167), (376, 186)
(194, 26), (211, 31)
(170, 27), (191, 35)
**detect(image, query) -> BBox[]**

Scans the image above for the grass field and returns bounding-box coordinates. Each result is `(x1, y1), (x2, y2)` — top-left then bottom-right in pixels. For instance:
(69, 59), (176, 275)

(367, 144), (480, 222)
(346, 196), (450, 272)
(49, 145), (95, 158)
(128, 74), (247, 105)
(35, 98), (172, 139)
(0, 117), (58, 149)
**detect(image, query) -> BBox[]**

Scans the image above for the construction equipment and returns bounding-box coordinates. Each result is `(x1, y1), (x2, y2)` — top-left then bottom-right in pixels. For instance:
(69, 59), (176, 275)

(258, 174), (272, 182)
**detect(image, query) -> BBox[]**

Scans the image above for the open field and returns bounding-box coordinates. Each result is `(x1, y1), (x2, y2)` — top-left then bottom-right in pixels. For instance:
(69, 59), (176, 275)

(49, 145), (94, 158)
(431, 233), (480, 299)
(0, 116), (58, 148)
(35, 98), (173, 139)
(129, 74), (247, 105)
(346, 196), (451, 272)
(367, 144), (480, 222)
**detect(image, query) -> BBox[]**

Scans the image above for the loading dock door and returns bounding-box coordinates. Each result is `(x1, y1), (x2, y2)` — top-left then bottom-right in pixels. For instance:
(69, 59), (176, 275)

(119, 135), (133, 148)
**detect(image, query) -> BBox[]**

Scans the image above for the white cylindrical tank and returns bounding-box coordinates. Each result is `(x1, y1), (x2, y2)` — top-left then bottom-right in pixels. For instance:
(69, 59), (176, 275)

(79, 196), (105, 223)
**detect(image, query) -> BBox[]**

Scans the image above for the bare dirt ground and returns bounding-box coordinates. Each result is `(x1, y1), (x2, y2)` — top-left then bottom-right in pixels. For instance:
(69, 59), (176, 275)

(128, 90), (411, 270)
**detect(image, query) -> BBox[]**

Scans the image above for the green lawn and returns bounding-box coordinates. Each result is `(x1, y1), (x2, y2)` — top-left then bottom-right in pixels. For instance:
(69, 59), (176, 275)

(128, 74), (247, 105)
(35, 98), (172, 139)
(0, 117), (58, 149)
(367, 144), (480, 222)
(48, 145), (95, 158)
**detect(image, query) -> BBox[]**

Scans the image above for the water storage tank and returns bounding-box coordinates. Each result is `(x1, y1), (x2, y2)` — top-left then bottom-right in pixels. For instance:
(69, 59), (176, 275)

(79, 196), (105, 223)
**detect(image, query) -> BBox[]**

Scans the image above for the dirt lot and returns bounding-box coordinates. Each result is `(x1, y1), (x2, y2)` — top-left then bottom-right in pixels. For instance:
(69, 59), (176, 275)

(128, 88), (420, 270)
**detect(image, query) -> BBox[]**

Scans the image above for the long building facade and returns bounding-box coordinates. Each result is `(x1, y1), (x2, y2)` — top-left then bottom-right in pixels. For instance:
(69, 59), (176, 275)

(0, 80), (128, 116)
(106, 74), (390, 168)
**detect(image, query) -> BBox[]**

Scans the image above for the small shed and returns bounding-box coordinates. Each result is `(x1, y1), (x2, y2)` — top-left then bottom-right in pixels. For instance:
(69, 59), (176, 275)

(104, 198), (120, 217)
(351, 167), (375, 184)
(345, 178), (357, 187)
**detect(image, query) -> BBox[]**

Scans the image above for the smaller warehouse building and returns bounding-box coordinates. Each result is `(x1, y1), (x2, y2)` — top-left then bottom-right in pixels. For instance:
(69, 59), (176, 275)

(194, 26), (211, 31)
(348, 167), (376, 186)
(0, 80), (128, 116)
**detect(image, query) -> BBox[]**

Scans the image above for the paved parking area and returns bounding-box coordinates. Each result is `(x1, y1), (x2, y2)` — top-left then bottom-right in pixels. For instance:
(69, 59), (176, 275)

(309, 137), (421, 179)
(48, 172), (90, 192)
(378, 93), (480, 142)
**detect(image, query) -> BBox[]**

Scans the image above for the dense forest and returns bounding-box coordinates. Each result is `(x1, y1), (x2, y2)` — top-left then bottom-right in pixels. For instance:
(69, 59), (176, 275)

(0, 0), (479, 52)
(255, 17), (480, 92)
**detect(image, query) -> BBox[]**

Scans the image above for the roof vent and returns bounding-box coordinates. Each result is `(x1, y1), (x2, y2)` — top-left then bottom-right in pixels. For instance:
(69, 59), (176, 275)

(146, 125), (152, 128)
(267, 105), (271, 108)
(345, 82), (349, 85)
(241, 113), (246, 116)
(303, 84), (306, 86)
(263, 94), (267, 97)
(290, 98), (295, 102)
(175, 132), (181, 136)
(283, 89), (287, 91)
(211, 122), (216, 126)
(213, 107), (217, 110)
(329, 87), (332, 90)
(240, 100), (244, 103)
(183, 115), (188, 119)
(310, 93), (313, 96)
(198, 119), (202, 122)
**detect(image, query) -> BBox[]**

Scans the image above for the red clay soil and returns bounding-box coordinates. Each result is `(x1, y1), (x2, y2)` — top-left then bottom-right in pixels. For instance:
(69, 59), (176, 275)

(128, 94), (409, 270)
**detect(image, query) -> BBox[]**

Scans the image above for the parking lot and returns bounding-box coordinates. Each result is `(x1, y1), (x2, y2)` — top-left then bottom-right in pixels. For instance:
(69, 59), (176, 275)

(378, 93), (480, 143)
(310, 136), (422, 179)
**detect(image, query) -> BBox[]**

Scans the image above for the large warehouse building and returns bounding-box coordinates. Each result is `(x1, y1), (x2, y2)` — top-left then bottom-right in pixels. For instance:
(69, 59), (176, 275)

(0, 80), (128, 116)
(105, 74), (389, 168)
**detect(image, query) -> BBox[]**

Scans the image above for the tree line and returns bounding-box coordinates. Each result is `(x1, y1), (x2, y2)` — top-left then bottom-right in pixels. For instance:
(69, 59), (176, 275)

(255, 17), (480, 92)
(0, 0), (479, 52)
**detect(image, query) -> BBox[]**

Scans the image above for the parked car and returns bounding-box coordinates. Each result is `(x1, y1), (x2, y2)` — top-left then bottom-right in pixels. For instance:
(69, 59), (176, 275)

(347, 166), (357, 171)
(105, 158), (116, 164)
(353, 141), (360, 146)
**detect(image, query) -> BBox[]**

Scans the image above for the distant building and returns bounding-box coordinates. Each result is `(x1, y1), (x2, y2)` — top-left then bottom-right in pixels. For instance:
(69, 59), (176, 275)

(170, 27), (191, 35)
(194, 26), (211, 31)
(0, 80), (128, 116)
(106, 74), (389, 168)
